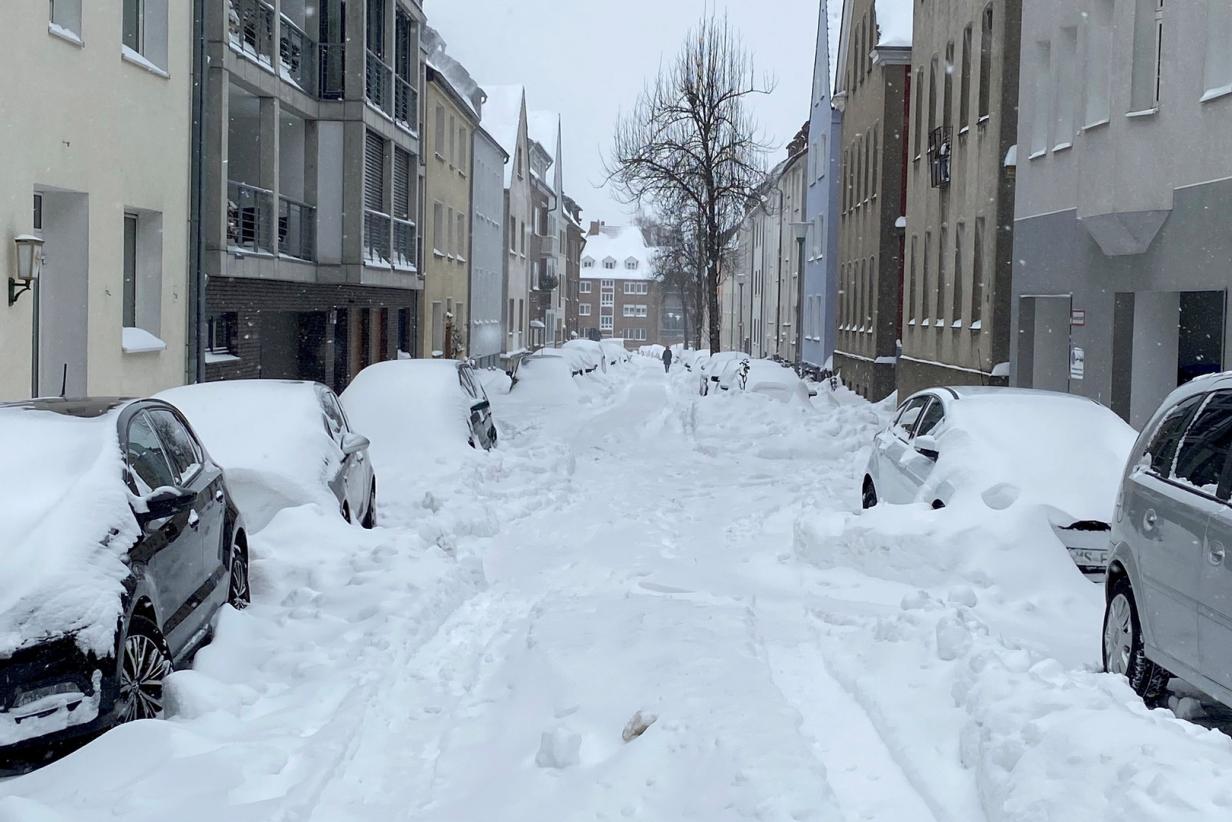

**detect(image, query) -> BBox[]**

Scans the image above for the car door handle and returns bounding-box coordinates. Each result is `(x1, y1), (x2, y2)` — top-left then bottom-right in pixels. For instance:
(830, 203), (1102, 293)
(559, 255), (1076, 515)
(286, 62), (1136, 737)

(1211, 541), (1227, 567)
(1143, 509), (1158, 532)
(188, 509), (200, 530)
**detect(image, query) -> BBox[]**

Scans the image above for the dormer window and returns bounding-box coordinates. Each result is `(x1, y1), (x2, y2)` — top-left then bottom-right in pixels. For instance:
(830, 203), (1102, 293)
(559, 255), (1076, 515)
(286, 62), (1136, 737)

(625, 258), (638, 270)
(582, 257), (594, 268)
(603, 257), (616, 270)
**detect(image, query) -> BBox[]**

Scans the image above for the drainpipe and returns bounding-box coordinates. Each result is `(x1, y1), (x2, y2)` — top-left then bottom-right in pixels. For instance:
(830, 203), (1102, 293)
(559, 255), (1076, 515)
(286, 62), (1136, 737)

(775, 186), (785, 359)
(189, 0), (208, 383)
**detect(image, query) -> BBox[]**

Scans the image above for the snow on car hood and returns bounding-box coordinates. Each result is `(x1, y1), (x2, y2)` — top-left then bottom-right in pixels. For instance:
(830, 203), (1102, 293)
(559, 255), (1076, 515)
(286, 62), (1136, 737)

(0, 406), (138, 657)
(341, 360), (476, 485)
(159, 381), (341, 530)
(921, 392), (1138, 523)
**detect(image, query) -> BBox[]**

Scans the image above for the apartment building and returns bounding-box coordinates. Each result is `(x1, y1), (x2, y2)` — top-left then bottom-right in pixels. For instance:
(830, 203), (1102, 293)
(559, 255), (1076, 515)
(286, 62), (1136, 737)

(527, 129), (555, 349)
(529, 113), (567, 346)
(578, 224), (675, 349)
(898, 0), (1021, 398)
(423, 28), (482, 359)
(803, 0), (844, 373)
(202, 0), (425, 393)
(480, 84), (532, 357)
(1010, 0), (1232, 427)
(833, 0), (912, 401)
(562, 195), (586, 341)
(469, 122), (509, 368)
(0, 1), (190, 400)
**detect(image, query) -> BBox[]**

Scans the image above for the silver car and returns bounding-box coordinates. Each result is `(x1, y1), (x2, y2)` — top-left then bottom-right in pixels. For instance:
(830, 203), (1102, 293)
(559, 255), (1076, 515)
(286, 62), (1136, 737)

(1104, 375), (1232, 705)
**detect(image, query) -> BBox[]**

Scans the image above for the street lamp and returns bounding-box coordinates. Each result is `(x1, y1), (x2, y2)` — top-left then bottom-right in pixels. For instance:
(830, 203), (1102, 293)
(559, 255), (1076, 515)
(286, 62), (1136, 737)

(10, 235), (44, 306)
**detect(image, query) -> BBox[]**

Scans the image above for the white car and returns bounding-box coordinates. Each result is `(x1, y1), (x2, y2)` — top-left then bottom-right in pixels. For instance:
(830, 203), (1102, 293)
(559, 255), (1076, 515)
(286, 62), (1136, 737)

(680, 349), (710, 373)
(562, 339), (606, 373)
(698, 352), (749, 396)
(862, 387), (1138, 573)
(716, 359), (817, 401)
(600, 340), (631, 366)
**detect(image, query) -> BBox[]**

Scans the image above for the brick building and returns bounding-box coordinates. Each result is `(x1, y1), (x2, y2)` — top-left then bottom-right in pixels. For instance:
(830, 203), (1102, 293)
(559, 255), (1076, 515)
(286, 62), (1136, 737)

(577, 223), (682, 350)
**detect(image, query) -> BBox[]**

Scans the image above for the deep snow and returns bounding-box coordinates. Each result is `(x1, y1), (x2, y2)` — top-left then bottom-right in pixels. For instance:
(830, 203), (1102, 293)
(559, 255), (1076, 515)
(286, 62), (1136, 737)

(4, 359), (1232, 821)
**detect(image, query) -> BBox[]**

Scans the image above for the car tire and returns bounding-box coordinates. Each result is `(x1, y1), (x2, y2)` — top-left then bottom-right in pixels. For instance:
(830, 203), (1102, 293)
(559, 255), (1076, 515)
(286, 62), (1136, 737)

(862, 478), (878, 510)
(361, 485), (377, 530)
(228, 540), (250, 609)
(117, 614), (173, 723)
(1103, 577), (1170, 702)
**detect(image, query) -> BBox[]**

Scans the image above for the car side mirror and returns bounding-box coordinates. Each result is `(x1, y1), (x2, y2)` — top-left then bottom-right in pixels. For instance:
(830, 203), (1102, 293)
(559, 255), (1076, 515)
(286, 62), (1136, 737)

(340, 432), (370, 456)
(136, 487), (195, 525)
(914, 434), (940, 461)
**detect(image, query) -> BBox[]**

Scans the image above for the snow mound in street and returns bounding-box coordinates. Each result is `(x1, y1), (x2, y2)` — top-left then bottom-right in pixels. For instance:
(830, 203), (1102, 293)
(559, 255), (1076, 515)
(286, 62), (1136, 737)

(0, 405), (137, 657)
(159, 381), (343, 530)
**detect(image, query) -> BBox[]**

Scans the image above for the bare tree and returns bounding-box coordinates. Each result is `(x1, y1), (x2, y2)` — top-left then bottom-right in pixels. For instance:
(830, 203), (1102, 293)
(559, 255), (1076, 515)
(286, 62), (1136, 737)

(607, 14), (772, 352)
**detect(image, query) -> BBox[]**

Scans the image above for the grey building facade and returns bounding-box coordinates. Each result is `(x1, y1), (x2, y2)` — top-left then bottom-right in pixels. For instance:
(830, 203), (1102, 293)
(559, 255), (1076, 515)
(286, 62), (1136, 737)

(1010, 0), (1232, 428)
(898, 0), (1021, 398)
(803, 0), (844, 373)
(469, 123), (509, 368)
(832, 0), (912, 401)
(203, 0), (425, 393)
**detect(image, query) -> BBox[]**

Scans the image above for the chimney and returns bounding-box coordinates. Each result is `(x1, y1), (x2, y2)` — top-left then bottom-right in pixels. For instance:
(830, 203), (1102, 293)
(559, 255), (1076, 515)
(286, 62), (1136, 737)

(588, 220), (604, 236)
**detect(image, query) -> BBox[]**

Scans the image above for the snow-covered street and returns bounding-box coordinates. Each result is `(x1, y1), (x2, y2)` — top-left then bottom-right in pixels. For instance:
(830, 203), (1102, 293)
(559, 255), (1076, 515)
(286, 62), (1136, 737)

(6, 358), (1232, 822)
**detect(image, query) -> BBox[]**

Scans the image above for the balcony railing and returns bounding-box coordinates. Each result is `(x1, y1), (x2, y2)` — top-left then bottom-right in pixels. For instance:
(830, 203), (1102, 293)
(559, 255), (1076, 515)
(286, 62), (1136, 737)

(393, 218), (417, 271)
(278, 196), (316, 261)
(395, 76), (417, 133)
(366, 50), (393, 115)
(228, 0), (275, 67)
(319, 42), (345, 100)
(279, 15), (316, 94)
(228, 181), (274, 254)
(364, 210), (392, 265)
(928, 126), (952, 188)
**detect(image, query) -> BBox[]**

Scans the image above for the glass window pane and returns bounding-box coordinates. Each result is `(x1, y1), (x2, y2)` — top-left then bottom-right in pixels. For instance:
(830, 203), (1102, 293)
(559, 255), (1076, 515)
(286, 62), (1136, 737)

(1174, 393), (1232, 494)
(123, 214), (138, 328)
(147, 408), (203, 482)
(914, 399), (945, 438)
(127, 412), (177, 493)
(1146, 394), (1205, 475)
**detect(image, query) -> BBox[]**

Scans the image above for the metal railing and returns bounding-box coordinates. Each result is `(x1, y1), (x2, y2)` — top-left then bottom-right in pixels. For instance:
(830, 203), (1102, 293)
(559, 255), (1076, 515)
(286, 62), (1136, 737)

(228, 0), (275, 66)
(366, 50), (393, 115)
(278, 196), (316, 261)
(395, 76), (417, 132)
(228, 181), (274, 254)
(279, 15), (316, 94)
(364, 210), (392, 264)
(319, 42), (345, 99)
(392, 218), (417, 270)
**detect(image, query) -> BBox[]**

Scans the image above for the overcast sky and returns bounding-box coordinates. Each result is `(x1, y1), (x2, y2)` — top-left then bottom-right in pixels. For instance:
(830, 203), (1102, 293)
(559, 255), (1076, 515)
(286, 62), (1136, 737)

(424, 0), (823, 228)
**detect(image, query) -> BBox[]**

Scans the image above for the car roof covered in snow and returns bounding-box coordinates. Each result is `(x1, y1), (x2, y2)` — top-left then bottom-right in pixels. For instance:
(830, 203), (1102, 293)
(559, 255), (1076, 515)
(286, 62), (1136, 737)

(0, 396), (133, 417)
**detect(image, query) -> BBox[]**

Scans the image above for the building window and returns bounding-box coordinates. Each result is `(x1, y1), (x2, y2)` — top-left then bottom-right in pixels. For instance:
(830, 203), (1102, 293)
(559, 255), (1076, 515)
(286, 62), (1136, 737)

(979, 4), (993, 121)
(50, 0), (82, 38)
(457, 125), (468, 170)
(456, 212), (466, 259)
(601, 293), (614, 307)
(972, 217), (985, 329)
(1086, 0), (1114, 124)
(601, 279), (614, 289)
(1131, 0), (1165, 112)
(434, 104), (447, 158)
(509, 216), (516, 252)
(953, 222), (965, 325)
(583, 258), (594, 268)
(818, 134), (827, 178)
(913, 68), (924, 158)
(579, 303), (592, 316)
(960, 25), (973, 128)
(123, 213), (139, 328)
(1031, 41), (1052, 155)
(1055, 27), (1078, 146)
(600, 315), (613, 331)
(579, 281), (592, 293)
(33, 193), (42, 230)
(207, 313), (237, 355)
(603, 259), (616, 270)
(922, 232), (931, 326)
(122, 0), (168, 69)
(625, 259), (638, 270)
(433, 202), (445, 254)
(1204, 0), (1232, 97)
(943, 41), (954, 131)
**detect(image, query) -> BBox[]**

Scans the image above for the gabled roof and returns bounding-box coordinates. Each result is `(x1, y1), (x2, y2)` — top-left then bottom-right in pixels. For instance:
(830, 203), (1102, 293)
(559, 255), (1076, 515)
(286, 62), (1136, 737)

(527, 111), (560, 160)
(580, 225), (657, 281)
(479, 83), (525, 187)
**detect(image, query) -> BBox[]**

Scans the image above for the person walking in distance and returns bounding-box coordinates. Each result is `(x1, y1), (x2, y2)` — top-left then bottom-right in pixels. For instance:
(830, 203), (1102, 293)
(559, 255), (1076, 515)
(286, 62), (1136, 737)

(662, 347), (673, 373)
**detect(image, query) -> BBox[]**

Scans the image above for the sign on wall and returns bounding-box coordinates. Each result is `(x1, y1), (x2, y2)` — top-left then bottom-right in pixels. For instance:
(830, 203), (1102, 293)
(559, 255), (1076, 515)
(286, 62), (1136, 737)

(1070, 346), (1085, 381)
(1071, 309), (1086, 327)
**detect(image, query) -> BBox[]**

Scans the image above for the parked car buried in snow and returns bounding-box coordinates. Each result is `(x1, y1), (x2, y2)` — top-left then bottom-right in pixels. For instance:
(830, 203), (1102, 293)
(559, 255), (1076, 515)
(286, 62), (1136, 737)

(0, 398), (249, 768)
(698, 352), (750, 396)
(862, 387), (1137, 575)
(1103, 375), (1232, 705)
(716, 359), (817, 402)
(159, 380), (376, 532)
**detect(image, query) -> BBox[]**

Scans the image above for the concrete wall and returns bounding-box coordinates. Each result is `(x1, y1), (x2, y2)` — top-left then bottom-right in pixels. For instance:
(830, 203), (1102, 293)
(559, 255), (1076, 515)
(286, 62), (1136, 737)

(504, 101), (532, 354)
(0, 1), (190, 400)
(470, 128), (507, 366)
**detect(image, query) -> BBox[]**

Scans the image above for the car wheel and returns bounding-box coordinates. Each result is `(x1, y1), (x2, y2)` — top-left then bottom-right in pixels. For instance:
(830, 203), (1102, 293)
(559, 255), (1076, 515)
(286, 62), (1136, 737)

(361, 485), (377, 530)
(1103, 578), (1170, 702)
(861, 478), (878, 510)
(118, 615), (172, 723)
(228, 541), (250, 609)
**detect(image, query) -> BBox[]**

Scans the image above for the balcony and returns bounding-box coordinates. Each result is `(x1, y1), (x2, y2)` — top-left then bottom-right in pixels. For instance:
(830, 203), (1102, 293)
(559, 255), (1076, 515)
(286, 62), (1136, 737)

(538, 232), (559, 258)
(228, 0), (275, 68)
(395, 77), (418, 134)
(364, 210), (392, 265)
(928, 127), (952, 188)
(393, 218), (417, 271)
(278, 196), (316, 261)
(366, 49), (393, 116)
(319, 42), (345, 100)
(278, 15), (316, 95)
(228, 181), (274, 254)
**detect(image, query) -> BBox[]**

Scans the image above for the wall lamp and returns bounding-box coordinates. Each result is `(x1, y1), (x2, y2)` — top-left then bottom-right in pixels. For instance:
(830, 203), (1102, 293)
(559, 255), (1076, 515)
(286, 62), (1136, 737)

(10, 235), (44, 306)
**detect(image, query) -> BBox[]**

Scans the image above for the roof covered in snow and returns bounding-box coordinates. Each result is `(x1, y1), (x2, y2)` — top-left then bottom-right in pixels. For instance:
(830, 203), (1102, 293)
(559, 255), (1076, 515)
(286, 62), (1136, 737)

(479, 84), (526, 188)
(874, 0), (913, 48)
(527, 111), (559, 160)
(423, 26), (482, 120)
(580, 225), (658, 281)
